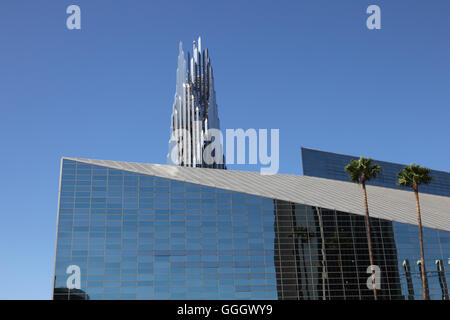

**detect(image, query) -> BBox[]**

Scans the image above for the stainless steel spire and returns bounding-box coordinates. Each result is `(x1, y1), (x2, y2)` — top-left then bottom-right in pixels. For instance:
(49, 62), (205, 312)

(167, 37), (225, 169)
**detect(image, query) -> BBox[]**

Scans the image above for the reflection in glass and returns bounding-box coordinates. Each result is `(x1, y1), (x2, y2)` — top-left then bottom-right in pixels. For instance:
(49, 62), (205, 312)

(53, 160), (450, 300)
(417, 260), (430, 299)
(436, 260), (449, 300)
(403, 260), (415, 300)
(53, 287), (90, 300)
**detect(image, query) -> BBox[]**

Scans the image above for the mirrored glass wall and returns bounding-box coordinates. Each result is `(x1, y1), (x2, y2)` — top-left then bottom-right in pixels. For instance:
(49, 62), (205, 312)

(53, 160), (450, 300)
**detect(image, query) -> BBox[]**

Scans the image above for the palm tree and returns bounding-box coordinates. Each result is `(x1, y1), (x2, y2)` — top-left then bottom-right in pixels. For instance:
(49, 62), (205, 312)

(345, 157), (382, 300)
(397, 164), (433, 300)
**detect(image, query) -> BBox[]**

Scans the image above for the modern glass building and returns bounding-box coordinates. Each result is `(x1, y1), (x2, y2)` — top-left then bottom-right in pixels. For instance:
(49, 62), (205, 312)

(302, 147), (450, 197)
(53, 158), (450, 300)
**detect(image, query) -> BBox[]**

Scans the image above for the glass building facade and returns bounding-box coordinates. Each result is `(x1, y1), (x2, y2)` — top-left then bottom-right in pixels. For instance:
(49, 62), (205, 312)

(302, 148), (450, 197)
(53, 159), (450, 300)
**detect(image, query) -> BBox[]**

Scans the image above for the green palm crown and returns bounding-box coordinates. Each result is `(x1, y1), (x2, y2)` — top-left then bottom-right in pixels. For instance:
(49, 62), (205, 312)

(397, 163), (433, 189)
(344, 157), (382, 184)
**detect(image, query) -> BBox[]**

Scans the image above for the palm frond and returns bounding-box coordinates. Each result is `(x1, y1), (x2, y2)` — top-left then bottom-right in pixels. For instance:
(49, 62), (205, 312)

(344, 157), (382, 184)
(397, 163), (433, 188)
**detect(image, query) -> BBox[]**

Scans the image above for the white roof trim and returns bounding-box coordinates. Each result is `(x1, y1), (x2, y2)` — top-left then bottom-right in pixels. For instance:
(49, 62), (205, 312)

(64, 158), (450, 232)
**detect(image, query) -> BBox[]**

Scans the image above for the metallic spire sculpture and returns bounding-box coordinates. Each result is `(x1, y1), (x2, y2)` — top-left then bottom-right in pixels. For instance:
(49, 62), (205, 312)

(167, 37), (226, 169)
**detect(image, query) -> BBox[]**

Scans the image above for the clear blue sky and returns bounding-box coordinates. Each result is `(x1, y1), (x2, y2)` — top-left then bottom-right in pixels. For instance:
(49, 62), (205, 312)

(1, 0), (449, 299)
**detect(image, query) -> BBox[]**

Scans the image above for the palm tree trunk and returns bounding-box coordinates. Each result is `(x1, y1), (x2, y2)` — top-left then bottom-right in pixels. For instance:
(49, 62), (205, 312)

(414, 187), (429, 300)
(362, 182), (378, 300)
